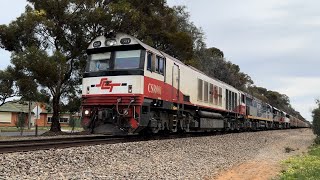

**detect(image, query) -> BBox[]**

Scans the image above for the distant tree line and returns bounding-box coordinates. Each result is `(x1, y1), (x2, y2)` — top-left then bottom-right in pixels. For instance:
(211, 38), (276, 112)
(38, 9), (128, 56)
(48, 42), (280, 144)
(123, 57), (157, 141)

(0, 0), (306, 132)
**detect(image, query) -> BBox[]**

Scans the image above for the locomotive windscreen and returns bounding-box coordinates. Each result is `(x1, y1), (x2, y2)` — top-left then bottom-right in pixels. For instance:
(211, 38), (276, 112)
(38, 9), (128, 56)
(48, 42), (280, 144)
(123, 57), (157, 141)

(114, 50), (141, 69)
(85, 50), (143, 73)
(88, 52), (111, 72)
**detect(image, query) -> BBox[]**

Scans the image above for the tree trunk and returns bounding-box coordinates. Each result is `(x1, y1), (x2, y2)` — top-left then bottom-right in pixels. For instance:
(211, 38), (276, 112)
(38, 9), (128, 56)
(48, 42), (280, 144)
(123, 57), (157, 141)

(50, 95), (61, 132)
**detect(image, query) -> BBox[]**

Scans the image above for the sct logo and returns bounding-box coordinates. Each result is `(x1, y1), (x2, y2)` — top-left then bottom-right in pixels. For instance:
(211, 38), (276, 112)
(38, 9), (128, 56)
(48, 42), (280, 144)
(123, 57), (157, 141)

(148, 83), (162, 95)
(96, 78), (121, 92)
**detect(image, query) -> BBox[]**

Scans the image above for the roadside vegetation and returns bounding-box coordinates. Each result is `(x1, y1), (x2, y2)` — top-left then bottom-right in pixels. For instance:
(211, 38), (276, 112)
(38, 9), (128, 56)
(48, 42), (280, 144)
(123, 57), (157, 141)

(279, 100), (320, 179)
(0, 126), (83, 133)
(280, 144), (320, 180)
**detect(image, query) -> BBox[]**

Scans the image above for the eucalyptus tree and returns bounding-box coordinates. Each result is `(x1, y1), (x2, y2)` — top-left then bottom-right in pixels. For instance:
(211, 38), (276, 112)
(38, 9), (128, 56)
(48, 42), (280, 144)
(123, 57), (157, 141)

(0, 0), (116, 131)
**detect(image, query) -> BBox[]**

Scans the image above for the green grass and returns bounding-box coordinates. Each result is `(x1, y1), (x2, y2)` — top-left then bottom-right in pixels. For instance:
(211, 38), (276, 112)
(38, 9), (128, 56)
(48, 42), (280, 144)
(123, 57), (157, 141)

(280, 144), (320, 180)
(0, 126), (83, 132)
(0, 127), (50, 132)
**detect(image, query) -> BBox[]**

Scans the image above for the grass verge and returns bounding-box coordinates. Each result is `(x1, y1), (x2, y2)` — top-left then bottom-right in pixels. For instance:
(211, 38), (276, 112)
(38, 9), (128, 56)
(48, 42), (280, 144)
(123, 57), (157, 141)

(280, 142), (320, 179)
(0, 126), (83, 132)
(0, 127), (49, 132)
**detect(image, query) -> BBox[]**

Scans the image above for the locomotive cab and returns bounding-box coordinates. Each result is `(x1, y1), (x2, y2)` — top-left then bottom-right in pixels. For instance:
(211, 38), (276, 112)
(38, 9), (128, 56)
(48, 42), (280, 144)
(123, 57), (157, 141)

(82, 33), (148, 134)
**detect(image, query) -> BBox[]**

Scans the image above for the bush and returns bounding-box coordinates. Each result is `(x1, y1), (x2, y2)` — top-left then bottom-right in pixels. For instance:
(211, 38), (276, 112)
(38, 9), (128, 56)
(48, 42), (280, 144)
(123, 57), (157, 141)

(69, 117), (80, 132)
(14, 113), (26, 136)
(312, 100), (320, 137)
(285, 147), (295, 153)
(280, 146), (320, 179)
(314, 137), (320, 145)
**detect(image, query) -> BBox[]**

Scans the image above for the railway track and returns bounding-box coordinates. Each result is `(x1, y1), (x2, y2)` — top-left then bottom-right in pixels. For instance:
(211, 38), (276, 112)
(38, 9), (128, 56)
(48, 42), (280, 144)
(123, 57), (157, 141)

(0, 135), (139, 154)
(0, 131), (227, 154)
(0, 128), (303, 154)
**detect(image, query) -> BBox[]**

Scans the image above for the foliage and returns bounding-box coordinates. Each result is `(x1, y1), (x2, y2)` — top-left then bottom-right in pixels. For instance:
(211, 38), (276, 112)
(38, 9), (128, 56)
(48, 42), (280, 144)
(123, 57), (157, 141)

(0, 69), (16, 106)
(0, 1), (92, 132)
(107, 1), (205, 62)
(68, 117), (77, 132)
(60, 92), (81, 114)
(314, 137), (320, 145)
(280, 145), (320, 180)
(285, 147), (295, 153)
(15, 113), (26, 136)
(196, 47), (253, 90)
(312, 100), (320, 137)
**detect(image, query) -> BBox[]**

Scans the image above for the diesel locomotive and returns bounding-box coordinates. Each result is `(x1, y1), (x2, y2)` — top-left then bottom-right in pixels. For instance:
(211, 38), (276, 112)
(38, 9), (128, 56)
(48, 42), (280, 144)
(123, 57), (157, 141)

(81, 33), (309, 135)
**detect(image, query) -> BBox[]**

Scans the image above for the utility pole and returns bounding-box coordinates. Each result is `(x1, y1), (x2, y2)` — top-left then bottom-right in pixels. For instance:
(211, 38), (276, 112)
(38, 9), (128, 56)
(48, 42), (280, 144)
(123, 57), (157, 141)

(32, 103), (42, 136)
(35, 105), (38, 136)
(28, 101), (31, 129)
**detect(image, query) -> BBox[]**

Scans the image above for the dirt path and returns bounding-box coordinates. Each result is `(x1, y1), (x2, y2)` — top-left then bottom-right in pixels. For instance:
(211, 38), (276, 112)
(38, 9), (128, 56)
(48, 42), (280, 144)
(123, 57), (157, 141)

(214, 161), (282, 180)
(214, 129), (315, 180)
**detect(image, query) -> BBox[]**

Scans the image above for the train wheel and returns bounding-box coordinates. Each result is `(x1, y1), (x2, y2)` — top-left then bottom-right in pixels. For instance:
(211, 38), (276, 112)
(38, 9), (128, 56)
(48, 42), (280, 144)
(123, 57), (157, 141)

(184, 123), (190, 132)
(170, 115), (178, 133)
(151, 127), (160, 134)
(235, 122), (240, 132)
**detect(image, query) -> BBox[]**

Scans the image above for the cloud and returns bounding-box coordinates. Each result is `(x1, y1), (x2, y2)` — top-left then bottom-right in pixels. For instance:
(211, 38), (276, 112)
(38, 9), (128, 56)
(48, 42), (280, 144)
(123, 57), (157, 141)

(0, 50), (11, 70)
(276, 77), (320, 98)
(301, 16), (320, 27)
(0, 0), (27, 70)
(291, 101), (317, 121)
(275, 77), (320, 121)
(0, 0), (26, 24)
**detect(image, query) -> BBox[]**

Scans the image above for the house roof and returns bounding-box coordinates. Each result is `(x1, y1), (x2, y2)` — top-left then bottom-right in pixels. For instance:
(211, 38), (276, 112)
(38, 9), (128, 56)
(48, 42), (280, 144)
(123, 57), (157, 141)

(0, 101), (49, 113)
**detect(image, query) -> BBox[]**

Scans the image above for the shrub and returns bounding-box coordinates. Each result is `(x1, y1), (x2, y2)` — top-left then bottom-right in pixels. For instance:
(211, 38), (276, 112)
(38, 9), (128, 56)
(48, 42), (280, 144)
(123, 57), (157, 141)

(15, 113), (26, 136)
(314, 137), (320, 145)
(69, 117), (80, 132)
(312, 100), (320, 137)
(280, 146), (320, 179)
(285, 147), (295, 153)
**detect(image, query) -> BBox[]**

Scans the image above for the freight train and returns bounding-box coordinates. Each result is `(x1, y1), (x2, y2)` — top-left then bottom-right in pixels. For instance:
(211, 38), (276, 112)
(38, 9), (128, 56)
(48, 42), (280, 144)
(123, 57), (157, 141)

(81, 33), (309, 135)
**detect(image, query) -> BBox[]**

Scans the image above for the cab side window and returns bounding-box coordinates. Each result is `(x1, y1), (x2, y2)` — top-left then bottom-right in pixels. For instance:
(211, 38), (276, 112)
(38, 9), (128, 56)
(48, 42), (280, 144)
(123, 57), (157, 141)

(147, 52), (165, 76)
(147, 52), (152, 70)
(155, 55), (165, 75)
(159, 57), (164, 75)
(241, 94), (245, 103)
(155, 56), (160, 72)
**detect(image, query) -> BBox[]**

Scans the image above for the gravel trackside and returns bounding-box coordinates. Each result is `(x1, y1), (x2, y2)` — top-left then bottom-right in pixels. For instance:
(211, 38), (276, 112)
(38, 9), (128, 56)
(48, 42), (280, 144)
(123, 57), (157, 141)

(0, 129), (315, 179)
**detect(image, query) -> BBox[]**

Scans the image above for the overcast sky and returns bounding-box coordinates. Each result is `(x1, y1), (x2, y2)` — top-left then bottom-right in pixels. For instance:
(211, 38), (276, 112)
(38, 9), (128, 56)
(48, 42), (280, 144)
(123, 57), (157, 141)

(1, 0), (319, 121)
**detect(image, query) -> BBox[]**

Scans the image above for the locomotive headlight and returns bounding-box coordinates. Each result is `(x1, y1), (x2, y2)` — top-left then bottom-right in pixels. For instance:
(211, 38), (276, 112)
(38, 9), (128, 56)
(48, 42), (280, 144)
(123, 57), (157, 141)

(128, 85), (133, 93)
(86, 86), (90, 94)
(105, 39), (117, 46)
(84, 110), (90, 115)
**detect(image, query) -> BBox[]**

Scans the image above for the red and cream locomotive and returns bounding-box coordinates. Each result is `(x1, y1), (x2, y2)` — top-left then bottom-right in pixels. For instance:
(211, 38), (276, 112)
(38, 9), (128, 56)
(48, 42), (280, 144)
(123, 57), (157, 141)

(81, 33), (309, 134)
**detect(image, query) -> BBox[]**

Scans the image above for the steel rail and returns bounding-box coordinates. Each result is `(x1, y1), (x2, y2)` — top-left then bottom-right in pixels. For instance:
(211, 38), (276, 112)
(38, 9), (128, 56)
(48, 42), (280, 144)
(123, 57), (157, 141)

(0, 135), (137, 154)
(0, 128), (304, 154)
